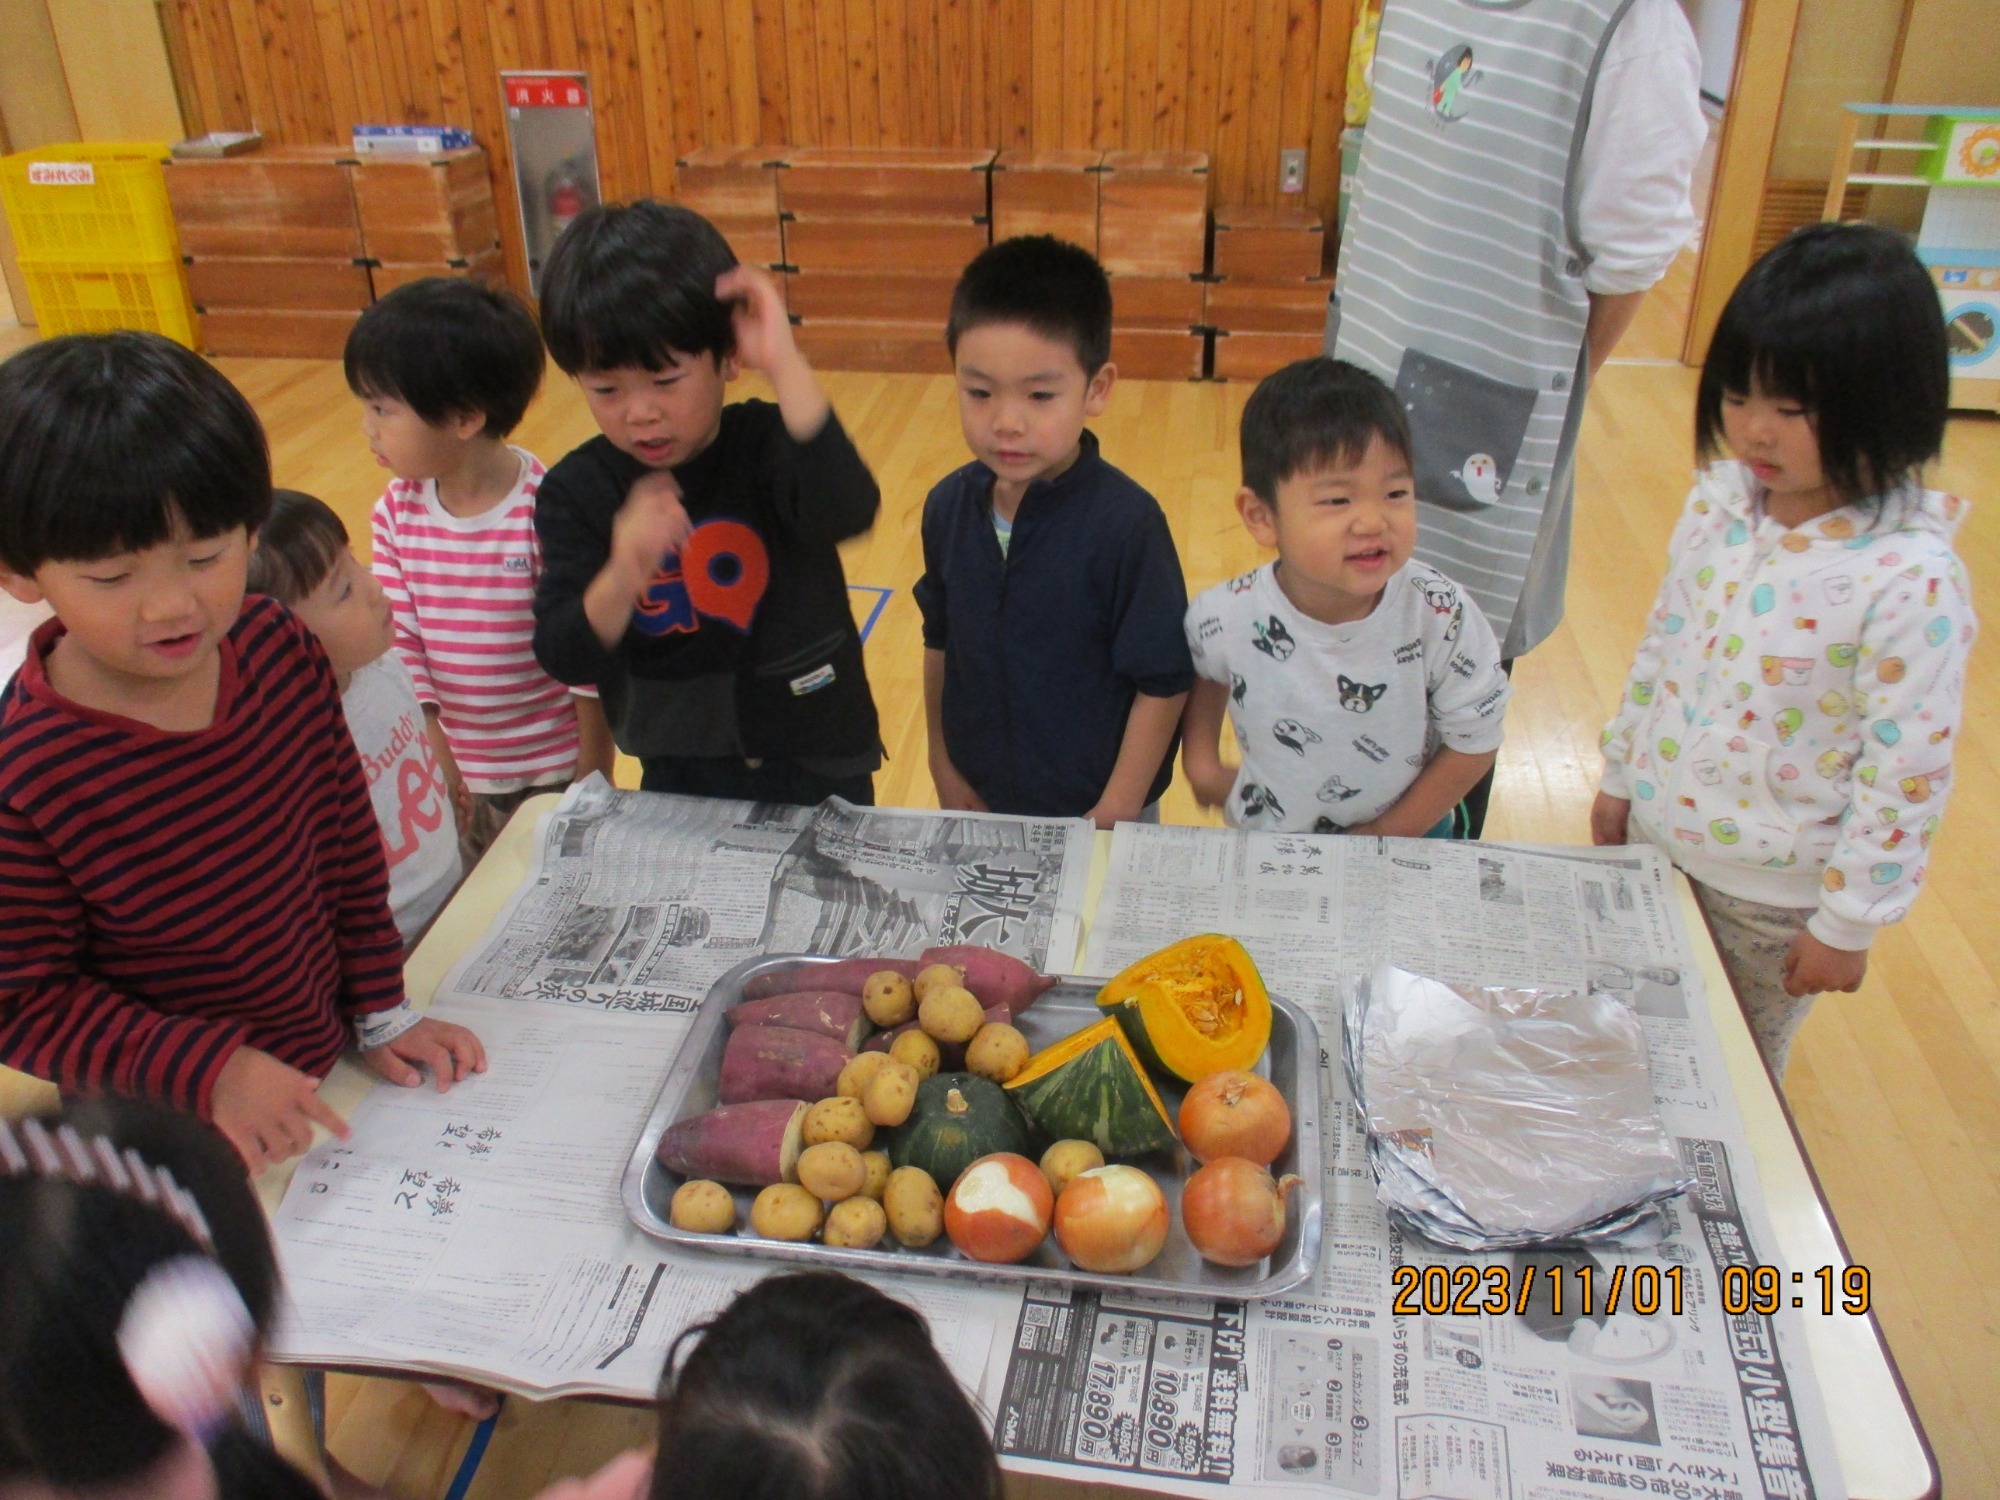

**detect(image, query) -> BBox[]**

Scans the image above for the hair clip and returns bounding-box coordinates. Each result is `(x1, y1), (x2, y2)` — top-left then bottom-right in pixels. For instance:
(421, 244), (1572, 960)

(0, 1117), (214, 1250)
(116, 1256), (255, 1441)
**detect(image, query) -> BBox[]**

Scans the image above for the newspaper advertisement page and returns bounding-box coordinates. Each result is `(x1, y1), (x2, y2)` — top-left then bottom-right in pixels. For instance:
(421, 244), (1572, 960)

(438, 780), (1092, 1015)
(988, 825), (1844, 1500)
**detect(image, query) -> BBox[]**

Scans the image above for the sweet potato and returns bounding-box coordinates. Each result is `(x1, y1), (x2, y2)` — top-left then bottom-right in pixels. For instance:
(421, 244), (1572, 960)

(718, 1025), (854, 1105)
(920, 946), (1057, 1017)
(861, 1006), (1009, 1070)
(742, 958), (923, 999)
(657, 1100), (806, 1187)
(724, 991), (870, 1048)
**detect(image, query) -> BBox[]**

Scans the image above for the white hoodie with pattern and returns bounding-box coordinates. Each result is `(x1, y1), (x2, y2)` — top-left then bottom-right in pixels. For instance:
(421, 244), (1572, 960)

(1600, 462), (1976, 950)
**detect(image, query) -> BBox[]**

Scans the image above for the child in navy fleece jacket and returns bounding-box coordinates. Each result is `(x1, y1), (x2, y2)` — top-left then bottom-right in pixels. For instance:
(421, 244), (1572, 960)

(914, 237), (1193, 825)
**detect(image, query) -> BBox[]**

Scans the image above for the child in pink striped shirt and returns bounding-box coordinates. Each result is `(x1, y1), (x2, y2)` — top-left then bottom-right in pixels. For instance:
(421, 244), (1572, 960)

(346, 278), (616, 861)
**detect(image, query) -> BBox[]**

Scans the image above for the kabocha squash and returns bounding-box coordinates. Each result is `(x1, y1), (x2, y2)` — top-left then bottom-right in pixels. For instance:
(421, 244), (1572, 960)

(1095, 934), (1271, 1083)
(887, 1072), (1036, 1192)
(1004, 1017), (1176, 1157)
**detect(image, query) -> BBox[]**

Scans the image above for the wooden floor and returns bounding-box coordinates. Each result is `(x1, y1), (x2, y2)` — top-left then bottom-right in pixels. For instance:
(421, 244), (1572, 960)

(1, 318), (1996, 1497)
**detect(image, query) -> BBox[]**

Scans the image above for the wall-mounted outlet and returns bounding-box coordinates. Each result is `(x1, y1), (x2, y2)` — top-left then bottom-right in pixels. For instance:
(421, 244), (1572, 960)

(1279, 149), (1306, 194)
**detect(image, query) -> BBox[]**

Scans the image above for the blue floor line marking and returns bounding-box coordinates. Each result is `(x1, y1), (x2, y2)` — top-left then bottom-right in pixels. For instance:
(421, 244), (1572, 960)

(849, 585), (893, 644)
(443, 1401), (502, 1500)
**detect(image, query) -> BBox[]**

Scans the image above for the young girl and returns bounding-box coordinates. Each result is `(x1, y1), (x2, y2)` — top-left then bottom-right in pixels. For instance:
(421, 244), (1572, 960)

(1593, 222), (1975, 1075)
(647, 1270), (1002, 1500)
(347, 278), (614, 864)
(0, 1098), (646, 1500)
(0, 1097), (328, 1500)
(249, 491), (463, 956)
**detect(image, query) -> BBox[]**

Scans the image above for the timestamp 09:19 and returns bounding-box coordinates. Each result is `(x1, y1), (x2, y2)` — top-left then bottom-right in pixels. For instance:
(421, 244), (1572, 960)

(1389, 1262), (1872, 1318)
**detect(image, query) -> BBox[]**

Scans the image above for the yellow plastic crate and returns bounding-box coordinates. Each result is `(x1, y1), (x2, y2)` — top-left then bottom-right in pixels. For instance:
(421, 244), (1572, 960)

(0, 142), (179, 265)
(18, 257), (197, 347)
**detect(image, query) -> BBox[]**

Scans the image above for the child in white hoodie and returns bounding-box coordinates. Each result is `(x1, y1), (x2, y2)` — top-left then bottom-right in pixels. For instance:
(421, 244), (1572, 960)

(1593, 223), (1976, 1076)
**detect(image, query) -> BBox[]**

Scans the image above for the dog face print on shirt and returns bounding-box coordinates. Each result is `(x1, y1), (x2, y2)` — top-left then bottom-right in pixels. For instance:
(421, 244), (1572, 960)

(1338, 675), (1387, 713)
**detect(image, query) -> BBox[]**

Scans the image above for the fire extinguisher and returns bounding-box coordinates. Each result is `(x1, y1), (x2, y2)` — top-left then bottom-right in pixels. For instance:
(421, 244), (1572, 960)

(547, 167), (585, 244)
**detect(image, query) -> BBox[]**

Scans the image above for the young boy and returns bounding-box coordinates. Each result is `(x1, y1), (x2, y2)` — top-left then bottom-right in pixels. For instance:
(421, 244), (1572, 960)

(348, 277), (613, 859)
(914, 236), (1193, 824)
(249, 490), (463, 950)
(0, 333), (483, 1174)
(531, 201), (883, 804)
(1181, 358), (1510, 834)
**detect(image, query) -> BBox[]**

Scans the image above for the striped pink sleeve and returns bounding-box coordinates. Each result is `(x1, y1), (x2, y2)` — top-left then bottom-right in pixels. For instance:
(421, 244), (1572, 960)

(371, 483), (437, 706)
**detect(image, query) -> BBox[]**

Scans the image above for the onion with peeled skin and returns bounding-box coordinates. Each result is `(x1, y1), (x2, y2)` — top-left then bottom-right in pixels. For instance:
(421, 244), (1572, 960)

(1054, 1165), (1169, 1273)
(1181, 1157), (1301, 1267)
(1178, 1069), (1291, 1165)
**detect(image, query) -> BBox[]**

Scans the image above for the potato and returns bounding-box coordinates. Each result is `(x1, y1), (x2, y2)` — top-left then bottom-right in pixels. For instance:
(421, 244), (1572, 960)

(797, 1141), (867, 1201)
(912, 962), (965, 1003)
(836, 1050), (890, 1100)
(884, 1165), (945, 1247)
(863, 1058), (921, 1127)
(668, 1179), (737, 1234)
(965, 1022), (1031, 1083)
(823, 1195), (889, 1249)
(918, 985), (985, 1045)
(859, 1149), (892, 1202)
(803, 1096), (875, 1150)
(750, 1183), (823, 1241)
(890, 1027), (942, 1080)
(1040, 1139), (1107, 1199)
(862, 971), (916, 1028)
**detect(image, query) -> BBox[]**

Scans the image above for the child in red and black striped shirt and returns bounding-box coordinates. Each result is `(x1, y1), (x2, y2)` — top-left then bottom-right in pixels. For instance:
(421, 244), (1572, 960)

(0, 333), (484, 1174)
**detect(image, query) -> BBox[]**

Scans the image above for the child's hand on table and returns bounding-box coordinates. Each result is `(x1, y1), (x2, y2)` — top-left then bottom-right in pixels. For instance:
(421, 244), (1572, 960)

(212, 1045), (351, 1172)
(1589, 791), (1631, 846)
(360, 1016), (488, 1091)
(1783, 930), (1868, 998)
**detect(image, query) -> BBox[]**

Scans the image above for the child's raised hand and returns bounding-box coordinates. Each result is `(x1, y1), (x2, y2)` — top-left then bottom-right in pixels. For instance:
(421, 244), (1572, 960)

(212, 1045), (351, 1173)
(1782, 930), (1868, 998)
(1589, 791), (1631, 846)
(360, 1016), (489, 1092)
(611, 470), (693, 588)
(715, 266), (799, 376)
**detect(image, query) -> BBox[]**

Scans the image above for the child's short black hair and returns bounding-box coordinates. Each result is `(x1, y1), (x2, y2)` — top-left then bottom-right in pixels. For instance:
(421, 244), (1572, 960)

(1239, 357), (1412, 504)
(654, 1271), (1002, 1500)
(1698, 222), (1948, 503)
(947, 235), (1113, 375)
(539, 199), (739, 375)
(247, 489), (348, 605)
(0, 332), (270, 574)
(0, 1098), (317, 1498)
(343, 276), (545, 437)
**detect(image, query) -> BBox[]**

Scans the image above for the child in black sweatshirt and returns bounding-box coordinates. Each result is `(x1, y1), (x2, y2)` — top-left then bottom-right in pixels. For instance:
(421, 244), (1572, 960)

(531, 200), (882, 805)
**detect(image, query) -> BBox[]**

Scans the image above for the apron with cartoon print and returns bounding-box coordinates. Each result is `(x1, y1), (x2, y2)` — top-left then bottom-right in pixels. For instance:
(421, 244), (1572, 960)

(1330, 0), (1633, 656)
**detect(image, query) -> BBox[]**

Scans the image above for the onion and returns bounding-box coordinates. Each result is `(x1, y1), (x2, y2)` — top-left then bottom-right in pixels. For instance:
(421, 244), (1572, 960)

(1179, 1069), (1291, 1165)
(1054, 1165), (1170, 1274)
(1182, 1157), (1301, 1267)
(945, 1153), (1053, 1263)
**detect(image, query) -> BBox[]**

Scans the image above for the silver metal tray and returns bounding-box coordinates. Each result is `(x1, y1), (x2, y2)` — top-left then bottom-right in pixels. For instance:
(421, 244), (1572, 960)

(621, 953), (1324, 1298)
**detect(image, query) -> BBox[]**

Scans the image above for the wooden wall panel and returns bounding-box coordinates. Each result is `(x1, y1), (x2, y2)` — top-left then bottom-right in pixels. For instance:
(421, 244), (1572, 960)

(158, 0), (1357, 297)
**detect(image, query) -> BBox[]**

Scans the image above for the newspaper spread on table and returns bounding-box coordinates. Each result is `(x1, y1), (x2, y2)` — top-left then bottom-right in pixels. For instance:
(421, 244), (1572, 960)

(272, 800), (1850, 1500)
(266, 782), (1091, 1400)
(983, 824), (1845, 1500)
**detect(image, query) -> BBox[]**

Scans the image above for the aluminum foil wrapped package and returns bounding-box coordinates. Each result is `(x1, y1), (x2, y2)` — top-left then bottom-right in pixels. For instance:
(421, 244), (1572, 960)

(1342, 964), (1694, 1250)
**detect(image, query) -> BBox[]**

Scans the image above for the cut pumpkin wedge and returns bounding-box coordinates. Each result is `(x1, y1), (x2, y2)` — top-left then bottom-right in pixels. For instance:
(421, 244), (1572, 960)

(1005, 1017), (1177, 1157)
(1095, 934), (1272, 1082)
